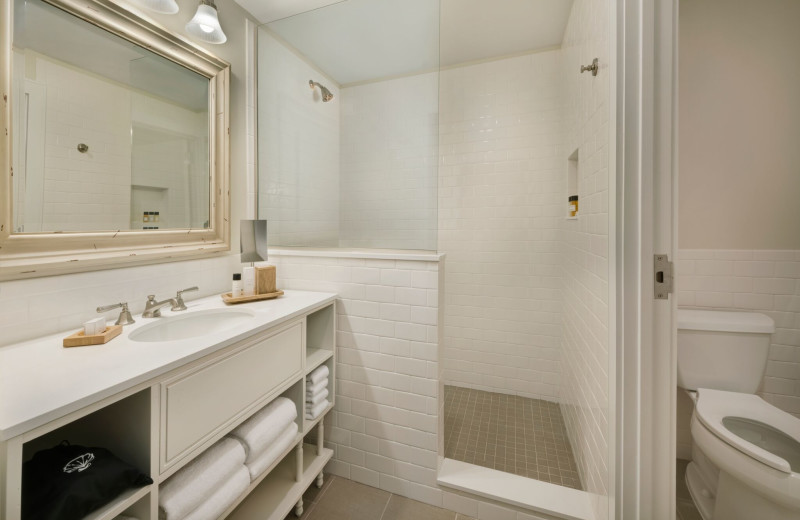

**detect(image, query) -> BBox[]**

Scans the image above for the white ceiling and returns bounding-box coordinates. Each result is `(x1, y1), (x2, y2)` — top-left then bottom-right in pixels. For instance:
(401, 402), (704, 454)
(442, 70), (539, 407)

(234, 0), (347, 24)
(240, 0), (574, 86)
(440, 0), (573, 67)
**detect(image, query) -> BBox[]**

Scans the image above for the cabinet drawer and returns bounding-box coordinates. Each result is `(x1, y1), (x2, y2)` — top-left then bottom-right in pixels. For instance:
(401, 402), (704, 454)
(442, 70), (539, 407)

(161, 321), (303, 468)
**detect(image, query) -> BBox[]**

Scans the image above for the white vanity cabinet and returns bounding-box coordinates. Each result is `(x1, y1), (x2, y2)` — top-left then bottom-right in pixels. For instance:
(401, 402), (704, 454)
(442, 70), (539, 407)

(0, 291), (337, 520)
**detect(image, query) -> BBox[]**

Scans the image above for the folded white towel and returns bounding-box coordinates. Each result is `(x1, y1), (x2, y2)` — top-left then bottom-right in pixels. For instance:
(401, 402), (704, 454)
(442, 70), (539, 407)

(306, 378), (328, 397)
(305, 388), (329, 406)
(228, 397), (297, 462)
(305, 400), (330, 421)
(158, 437), (245, 520)
(182, 465), (250, 520)
(246, 422), (299, 480)
(306, 364), (329, 385)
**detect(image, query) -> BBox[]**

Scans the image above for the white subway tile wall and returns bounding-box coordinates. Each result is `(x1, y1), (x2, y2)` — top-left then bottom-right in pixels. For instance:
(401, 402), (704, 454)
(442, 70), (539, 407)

(558, 0), (612, 518)
(676, 249), (800, 456)
(339, 74), (439, 250)
(438, 51), (567, 401)
(0, 255), (238, 348)
(257, 30), (341, 246)
(269, 254), (444, 504)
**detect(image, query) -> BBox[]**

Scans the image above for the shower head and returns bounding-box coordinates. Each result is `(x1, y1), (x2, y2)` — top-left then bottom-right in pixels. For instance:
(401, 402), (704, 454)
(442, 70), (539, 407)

(309, 79), (334, 102)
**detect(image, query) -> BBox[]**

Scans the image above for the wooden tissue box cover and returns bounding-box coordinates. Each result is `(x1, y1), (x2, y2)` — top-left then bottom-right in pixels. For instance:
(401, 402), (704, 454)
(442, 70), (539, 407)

(256, 265), (276, 294)
(63, 325), (123, 348)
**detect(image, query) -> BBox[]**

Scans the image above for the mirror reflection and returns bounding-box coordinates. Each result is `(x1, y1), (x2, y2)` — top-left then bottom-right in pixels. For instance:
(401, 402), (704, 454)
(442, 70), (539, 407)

(11, 0), (210, 233)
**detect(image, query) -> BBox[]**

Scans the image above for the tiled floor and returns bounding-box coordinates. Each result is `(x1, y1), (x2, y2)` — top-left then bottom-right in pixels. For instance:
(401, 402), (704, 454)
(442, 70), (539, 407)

(443, 386), (583, 490)
(285, 476), (475, 520)
(676, 459), (703, 520)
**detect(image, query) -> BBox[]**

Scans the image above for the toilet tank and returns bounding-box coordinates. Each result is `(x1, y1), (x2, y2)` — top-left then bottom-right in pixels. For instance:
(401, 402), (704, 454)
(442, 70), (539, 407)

(677, 309), (775, 393)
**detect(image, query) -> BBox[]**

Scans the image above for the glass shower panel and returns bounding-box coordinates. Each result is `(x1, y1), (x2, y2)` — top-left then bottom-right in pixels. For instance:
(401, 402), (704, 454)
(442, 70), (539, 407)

(256, 0), (440, 250)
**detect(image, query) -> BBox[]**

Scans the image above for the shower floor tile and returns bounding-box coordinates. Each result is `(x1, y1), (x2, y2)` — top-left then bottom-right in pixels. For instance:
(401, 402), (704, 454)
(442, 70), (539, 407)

(443, 385), (583, 490)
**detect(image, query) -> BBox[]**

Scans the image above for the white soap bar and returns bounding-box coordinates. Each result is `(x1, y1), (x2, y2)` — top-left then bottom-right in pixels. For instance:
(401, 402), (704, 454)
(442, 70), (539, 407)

(84, 317), (106, 335)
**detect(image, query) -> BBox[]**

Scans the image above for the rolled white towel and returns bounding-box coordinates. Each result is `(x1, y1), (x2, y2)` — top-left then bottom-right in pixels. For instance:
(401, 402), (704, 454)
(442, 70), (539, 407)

(306, 364), (329, 385)
(182, 465), (250, 520)
(306, 378), (328, 397)
(305, 388), (329, 406)
(159, 437), (245, 520)
(305, 399), (330, 421)
(228, 397), (297, 462)
(246, 422), (299, 480)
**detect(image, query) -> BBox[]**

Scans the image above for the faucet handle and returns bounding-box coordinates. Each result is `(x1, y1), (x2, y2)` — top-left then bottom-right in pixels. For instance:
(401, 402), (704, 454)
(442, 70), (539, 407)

(97, 302), (135, 326)
(173, 286), (199, 311)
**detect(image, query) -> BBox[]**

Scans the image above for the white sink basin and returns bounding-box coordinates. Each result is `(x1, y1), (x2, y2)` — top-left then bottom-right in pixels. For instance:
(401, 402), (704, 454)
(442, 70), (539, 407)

(129, 309), (258, 342)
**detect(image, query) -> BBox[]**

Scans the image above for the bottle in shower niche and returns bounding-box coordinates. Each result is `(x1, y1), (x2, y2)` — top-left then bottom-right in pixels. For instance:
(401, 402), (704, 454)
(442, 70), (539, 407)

(232, 273), (243, 298)
(569, 195), (579, 217)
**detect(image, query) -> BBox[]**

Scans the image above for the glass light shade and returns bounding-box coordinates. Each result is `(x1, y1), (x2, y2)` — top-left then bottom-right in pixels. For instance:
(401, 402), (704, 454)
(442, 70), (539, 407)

(128, 0), (179, 14)
(186, 3), (227, 44)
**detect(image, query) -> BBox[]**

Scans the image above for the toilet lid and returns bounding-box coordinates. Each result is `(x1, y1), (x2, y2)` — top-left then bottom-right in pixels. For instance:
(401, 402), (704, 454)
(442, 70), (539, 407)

(696, 389), (800, 474)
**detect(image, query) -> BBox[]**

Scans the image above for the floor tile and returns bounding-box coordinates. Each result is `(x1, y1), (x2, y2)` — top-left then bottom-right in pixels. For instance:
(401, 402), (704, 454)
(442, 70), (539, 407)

(304, 474), (335, 504)
(677, 499), (704, 520)
(284, 476), (335, 520)
(305, 477), (391, 520)
(381, 495), (456, 520)
(444, 385), (583, 490)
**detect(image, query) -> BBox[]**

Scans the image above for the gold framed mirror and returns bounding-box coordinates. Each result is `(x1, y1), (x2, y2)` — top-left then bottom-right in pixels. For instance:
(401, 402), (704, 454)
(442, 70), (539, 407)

(0, 0), (230, 280)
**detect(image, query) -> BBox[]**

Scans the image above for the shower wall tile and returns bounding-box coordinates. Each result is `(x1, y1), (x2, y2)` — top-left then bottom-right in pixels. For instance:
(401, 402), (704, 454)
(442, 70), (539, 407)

(438, 51), (567, 402)
(676, 249), (800, 431)
(558, 0), (613, 518)
(269, 253), (446, 505)
(257, 30), (341, 246)
(339, 74), (439, 250)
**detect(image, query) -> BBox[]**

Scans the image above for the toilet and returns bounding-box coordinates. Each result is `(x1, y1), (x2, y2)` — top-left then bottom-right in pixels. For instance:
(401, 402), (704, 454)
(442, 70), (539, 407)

(678, 309), (800, 520)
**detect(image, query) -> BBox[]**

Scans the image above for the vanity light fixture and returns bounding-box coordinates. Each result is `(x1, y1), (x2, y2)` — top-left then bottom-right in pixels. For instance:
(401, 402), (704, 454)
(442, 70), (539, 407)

(128, 0), (179, 14)
(186, 0), (227, 44)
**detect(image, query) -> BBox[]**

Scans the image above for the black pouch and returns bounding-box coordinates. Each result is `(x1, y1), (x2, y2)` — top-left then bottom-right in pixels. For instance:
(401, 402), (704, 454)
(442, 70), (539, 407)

(22, 441), (153, 520)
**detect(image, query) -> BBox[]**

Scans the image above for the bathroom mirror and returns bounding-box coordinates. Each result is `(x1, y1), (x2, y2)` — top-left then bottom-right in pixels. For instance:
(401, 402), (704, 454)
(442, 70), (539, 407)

(0, 0), (231, 279)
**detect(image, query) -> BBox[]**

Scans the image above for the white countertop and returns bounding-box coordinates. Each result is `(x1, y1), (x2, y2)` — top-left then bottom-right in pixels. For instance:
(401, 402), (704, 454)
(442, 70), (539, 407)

(0, 290), (336, 441)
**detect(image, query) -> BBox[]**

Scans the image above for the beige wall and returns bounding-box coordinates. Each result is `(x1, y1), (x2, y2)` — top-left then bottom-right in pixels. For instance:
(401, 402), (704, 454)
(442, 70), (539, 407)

(679, 0), (800, 249)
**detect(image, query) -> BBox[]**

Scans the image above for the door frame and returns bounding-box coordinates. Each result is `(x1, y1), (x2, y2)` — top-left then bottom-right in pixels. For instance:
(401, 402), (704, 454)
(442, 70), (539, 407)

(616, 0), (678, 518)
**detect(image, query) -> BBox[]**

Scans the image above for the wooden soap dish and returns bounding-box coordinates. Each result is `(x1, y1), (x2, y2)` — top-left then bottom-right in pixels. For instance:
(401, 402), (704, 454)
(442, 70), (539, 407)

(63, 325), (123, 348)
(221, 290), (284, 304)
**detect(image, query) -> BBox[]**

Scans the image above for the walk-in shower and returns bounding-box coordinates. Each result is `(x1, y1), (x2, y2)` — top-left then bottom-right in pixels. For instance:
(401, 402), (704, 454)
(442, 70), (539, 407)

(256, 0), (614, 518)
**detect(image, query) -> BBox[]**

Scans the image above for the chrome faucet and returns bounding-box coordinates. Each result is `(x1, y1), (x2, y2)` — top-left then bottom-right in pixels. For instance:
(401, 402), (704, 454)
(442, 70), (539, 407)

(97, 302), (135, 325)
(173, 286), (199, 311)
(142, 295), (178, 318)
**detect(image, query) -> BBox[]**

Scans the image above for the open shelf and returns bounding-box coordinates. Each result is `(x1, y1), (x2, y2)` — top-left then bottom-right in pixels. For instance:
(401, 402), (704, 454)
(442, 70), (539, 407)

(85, 487), (150, 520)
(227, 444), (334, 520)
(305, 304), (334, 370)
(21, 389), (153, 520)
(305, 348), (334, 375)
(303, 402), (333, 435)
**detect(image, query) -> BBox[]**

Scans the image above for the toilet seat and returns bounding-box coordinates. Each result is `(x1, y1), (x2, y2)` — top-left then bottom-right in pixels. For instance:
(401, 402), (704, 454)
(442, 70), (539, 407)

(695, 389), (800, 474)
